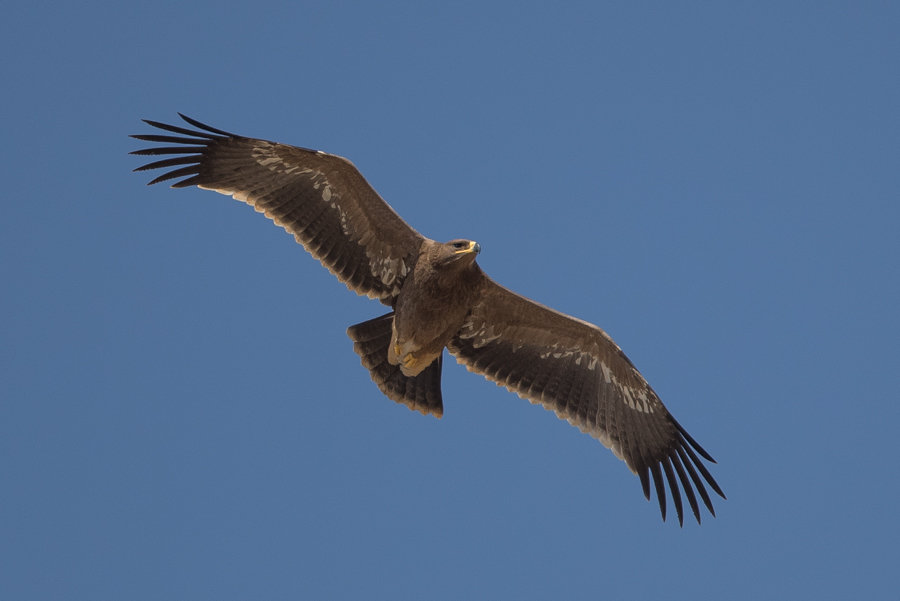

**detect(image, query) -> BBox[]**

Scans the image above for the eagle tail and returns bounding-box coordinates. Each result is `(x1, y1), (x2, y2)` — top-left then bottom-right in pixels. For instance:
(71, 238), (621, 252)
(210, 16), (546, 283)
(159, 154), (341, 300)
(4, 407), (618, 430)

(347, 313), (444, 417)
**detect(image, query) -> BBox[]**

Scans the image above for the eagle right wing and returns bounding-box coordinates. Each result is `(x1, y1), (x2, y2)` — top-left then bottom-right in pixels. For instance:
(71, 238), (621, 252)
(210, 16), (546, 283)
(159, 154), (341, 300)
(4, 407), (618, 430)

(131, 114), (425, 304)
(448, 276), (725, 525)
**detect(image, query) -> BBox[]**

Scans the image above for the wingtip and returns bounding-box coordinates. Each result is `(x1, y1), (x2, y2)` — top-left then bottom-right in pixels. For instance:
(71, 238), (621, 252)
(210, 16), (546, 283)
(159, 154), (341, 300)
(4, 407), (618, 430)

(673, 417), (717, 463)
(176, 112), (235, 137)
(638, 467), (651, 501)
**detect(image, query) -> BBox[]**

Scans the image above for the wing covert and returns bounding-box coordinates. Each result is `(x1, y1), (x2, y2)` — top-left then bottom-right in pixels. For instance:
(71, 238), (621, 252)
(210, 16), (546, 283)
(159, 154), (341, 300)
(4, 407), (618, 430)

(131, 114), (425, 304)
(447, 277), (725, 525)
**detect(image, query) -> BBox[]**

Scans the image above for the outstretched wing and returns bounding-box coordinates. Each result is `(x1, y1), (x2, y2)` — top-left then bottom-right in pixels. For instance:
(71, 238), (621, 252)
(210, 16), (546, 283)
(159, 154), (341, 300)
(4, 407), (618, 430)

(131, 114), (425, 304)
(447, 277), (725, 525)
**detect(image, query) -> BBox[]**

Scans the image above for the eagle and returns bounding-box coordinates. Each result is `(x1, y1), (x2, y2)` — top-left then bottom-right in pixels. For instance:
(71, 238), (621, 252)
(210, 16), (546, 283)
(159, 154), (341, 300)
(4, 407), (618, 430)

(131, 114), (725, 525)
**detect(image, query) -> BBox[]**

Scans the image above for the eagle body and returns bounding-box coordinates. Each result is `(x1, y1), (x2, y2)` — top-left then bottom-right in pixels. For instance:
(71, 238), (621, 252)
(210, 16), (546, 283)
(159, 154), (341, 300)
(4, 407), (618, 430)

(390, 239), (484, 377)
(132, 114), (725, 525)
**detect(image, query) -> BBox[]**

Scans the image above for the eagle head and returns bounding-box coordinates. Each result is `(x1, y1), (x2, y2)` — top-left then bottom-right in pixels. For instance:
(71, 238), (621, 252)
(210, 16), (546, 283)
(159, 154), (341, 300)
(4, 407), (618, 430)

(436, 239), (481, 269)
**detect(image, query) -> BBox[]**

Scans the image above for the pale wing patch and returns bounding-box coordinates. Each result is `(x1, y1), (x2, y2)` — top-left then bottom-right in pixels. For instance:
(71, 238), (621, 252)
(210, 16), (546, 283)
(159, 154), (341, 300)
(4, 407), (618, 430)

(451, 309), (655, 464)
(252, 143), (410, 296)
(599, 362), (653, 414)
(455, 318), (502, 348)
(229, 143), (407, 297)
(448, 340), (625, 461)
(368, 255), (408, 293)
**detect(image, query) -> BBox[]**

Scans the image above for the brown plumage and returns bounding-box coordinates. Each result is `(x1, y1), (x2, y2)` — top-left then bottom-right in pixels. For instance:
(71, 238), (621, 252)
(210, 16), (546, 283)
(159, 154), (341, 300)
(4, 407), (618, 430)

(131, 114), (725, 525)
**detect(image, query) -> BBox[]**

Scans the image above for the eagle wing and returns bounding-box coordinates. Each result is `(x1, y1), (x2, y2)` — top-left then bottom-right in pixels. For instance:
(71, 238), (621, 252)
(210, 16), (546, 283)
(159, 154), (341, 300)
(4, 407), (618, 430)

(131, 114), (425, 304)
(447, 277), (725, 525)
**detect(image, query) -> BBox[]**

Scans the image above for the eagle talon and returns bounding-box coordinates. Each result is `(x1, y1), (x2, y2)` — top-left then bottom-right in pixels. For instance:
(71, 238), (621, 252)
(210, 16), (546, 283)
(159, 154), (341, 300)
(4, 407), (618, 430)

(401, 353), (418, 370)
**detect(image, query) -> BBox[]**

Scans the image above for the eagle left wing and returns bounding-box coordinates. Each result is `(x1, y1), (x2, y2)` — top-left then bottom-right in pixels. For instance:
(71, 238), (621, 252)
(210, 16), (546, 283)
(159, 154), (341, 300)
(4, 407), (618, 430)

(131, 114), (425, 304)
(447, 277), (725, 525)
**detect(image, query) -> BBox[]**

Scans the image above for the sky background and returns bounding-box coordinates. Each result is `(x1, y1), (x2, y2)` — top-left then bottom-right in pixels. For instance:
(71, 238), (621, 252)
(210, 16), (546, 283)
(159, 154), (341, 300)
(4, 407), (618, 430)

(2, 1), (898, 599)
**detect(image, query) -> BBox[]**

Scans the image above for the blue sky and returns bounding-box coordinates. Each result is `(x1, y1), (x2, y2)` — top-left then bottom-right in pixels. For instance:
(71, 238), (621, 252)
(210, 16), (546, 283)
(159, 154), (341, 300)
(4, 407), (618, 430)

(2, 1), (898, 599)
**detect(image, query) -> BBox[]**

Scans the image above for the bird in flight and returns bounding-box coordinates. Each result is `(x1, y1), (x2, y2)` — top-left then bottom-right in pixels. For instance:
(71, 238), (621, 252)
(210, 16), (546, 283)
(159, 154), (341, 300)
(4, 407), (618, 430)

(132, 114), (725, 525)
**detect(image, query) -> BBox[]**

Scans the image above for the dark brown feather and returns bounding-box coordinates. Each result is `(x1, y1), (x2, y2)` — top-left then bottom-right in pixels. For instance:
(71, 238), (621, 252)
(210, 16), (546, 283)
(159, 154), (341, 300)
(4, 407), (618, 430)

(448, 277), (725, 524)
(347, 313), (443, 416)
(131, 115), (424, 304)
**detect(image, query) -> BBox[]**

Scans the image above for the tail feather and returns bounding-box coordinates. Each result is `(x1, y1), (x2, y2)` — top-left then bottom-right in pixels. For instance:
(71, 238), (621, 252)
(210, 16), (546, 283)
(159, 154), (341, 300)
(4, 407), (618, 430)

(347, 313), (444, 417)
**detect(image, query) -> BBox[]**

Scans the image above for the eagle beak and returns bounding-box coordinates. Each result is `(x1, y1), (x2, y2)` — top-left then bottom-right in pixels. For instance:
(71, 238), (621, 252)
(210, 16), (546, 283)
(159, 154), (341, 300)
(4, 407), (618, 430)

(454, 241), (481, 255)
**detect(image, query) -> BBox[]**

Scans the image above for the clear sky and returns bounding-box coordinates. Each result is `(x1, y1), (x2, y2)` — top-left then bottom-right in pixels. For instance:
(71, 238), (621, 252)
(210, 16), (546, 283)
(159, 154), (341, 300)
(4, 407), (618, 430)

(2, 1), (898, 599)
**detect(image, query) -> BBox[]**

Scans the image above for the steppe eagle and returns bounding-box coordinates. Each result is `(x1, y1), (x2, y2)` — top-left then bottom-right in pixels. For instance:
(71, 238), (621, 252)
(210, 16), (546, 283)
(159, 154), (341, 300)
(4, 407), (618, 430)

(131, 114), (725, 525)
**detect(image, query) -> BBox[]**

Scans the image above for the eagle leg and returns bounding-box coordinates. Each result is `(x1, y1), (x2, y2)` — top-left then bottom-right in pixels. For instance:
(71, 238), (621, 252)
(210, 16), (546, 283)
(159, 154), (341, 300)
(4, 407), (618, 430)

(400, 352), (420, 373)
(347, 313), (444, 418)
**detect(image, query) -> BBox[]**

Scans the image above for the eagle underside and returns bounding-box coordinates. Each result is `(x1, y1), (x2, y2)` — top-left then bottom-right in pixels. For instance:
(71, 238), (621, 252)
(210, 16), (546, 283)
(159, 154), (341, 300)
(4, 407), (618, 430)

(347, 312), (444, 417)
